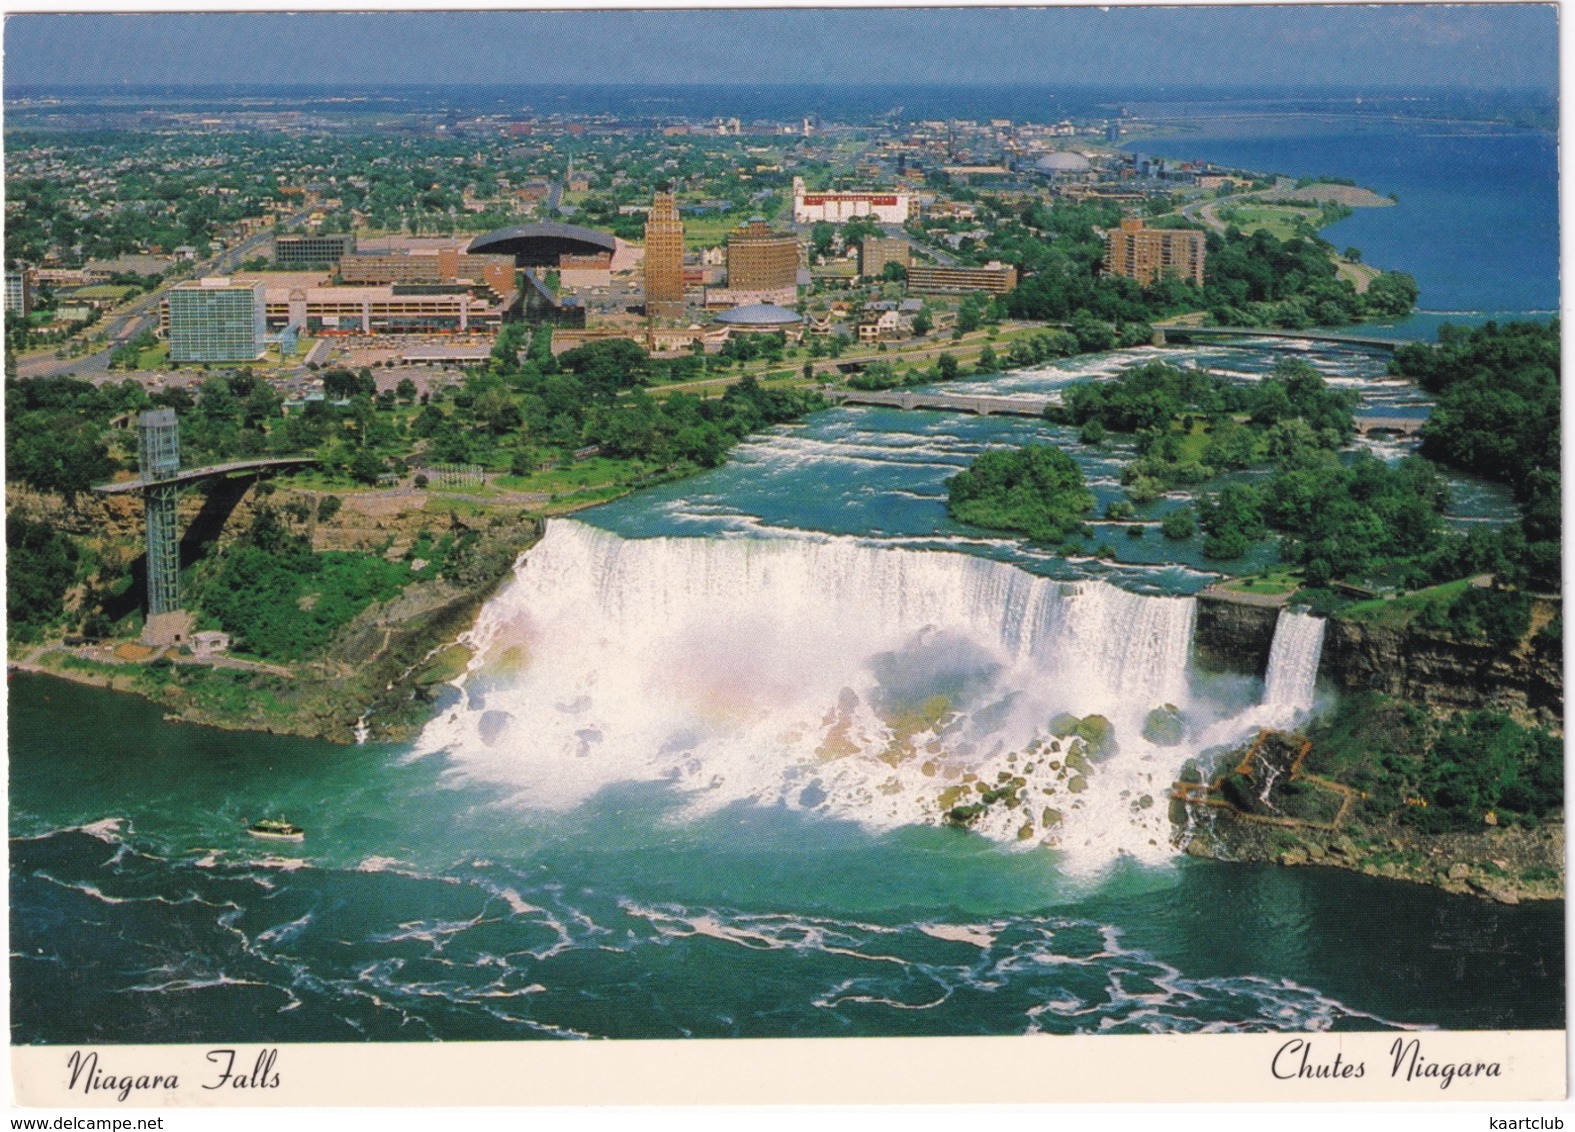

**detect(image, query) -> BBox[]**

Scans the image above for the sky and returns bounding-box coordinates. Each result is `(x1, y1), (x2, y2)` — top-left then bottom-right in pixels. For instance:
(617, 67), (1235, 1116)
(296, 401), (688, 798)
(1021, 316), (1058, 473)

(0, 5), (1560, 91)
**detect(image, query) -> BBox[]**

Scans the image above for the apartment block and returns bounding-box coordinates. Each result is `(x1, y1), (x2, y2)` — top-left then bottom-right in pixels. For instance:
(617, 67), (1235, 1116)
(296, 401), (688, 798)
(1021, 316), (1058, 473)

(1102, 217), (1206, 286)
(166, 278), (267, 363)
(905, 262), (1018, 295)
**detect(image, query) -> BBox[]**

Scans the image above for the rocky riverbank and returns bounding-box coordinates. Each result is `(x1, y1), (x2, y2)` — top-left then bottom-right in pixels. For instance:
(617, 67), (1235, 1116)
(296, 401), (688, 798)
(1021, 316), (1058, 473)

(1172, 727), (1563, 903)
(1180, 807), (1563, 903)
(1323, 608), (1563, 731)
(12, 518), (541, 745)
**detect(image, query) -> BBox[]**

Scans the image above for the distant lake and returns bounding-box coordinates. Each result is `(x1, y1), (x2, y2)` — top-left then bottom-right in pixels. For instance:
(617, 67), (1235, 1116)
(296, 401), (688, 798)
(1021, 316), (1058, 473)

(1128, 115), (1558, 319)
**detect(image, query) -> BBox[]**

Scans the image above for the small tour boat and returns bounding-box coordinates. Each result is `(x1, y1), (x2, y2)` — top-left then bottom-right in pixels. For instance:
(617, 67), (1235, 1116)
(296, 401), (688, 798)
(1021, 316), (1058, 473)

(247, 818), (305, 842)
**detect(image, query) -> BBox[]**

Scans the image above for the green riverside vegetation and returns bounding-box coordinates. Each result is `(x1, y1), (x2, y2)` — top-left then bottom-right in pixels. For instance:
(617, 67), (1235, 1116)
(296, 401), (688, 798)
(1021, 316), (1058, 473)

(945, 198), (1419, 330)
(190, 505), (415, 663)
(1392, 319), (1560, 592)
(1304, 693), (1562, 834)
(946, 444), (1094, 542)
(4, 325), (833, 649)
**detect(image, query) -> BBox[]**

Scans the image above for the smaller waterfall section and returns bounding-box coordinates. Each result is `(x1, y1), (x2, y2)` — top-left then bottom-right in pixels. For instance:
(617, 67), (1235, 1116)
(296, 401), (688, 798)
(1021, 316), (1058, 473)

(1260, 610), (1327, 725)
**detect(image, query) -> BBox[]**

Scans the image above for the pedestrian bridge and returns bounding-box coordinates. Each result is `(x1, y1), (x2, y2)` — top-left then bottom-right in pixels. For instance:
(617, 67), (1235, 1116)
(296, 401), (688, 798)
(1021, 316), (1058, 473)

(822, 389), (1058, 417)
(1354, 415), (1425, 437)
(93, 455), (318, 494)
(1156, 326), (1417, 351)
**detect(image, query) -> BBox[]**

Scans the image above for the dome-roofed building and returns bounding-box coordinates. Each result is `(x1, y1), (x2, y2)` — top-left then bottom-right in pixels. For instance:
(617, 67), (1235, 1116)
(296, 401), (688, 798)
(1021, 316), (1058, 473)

(1034, 151), (1093, 177)
(713, 303), (802, 330)
(467, 224), (617, 267)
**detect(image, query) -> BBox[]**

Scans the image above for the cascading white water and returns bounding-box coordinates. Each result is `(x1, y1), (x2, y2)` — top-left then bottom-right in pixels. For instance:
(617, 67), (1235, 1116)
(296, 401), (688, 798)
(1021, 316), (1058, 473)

(417, 520), (1290, 872)
(1260, 610), (1327, 721)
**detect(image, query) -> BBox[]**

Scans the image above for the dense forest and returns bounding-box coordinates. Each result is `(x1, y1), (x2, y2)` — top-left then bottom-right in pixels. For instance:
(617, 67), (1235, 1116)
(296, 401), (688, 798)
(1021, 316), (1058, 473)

(958, 335), (1561, 607)
(1392, 319), (1560, 591)
(1307, 694), (1562, 834)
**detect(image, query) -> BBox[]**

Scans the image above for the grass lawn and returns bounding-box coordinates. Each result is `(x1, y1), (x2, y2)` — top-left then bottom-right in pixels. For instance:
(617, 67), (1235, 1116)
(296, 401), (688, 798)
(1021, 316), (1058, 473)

(496, 455), (651, 496)
(1223, 569), (1304, 595)
(536, 483), (633, 513)
(1341, 577), (1474, 628)
(1214, 204), (1322, 241)
(682, 214), (756, 249)
(1168, 417), (1212, 462)
(73, 284), (139, 303)
(136, 341), (169, 369)
(422, 496), (495, 518)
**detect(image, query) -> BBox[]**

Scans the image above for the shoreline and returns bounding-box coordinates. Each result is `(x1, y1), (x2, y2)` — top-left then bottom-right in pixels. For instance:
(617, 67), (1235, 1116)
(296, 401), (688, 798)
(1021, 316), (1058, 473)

(9, 516), (545, 745)
(9, 655), (1562, 906)
(1179, 802), (1563, 904)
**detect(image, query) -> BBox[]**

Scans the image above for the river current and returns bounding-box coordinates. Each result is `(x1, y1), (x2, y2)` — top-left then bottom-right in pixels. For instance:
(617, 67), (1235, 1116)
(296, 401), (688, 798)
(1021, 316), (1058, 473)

(8, 116), (1563, 1044)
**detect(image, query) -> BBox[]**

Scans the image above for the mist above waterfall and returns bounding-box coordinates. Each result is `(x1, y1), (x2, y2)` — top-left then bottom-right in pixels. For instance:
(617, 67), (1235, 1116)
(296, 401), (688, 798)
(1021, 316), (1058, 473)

(417, 521), (1326, 872)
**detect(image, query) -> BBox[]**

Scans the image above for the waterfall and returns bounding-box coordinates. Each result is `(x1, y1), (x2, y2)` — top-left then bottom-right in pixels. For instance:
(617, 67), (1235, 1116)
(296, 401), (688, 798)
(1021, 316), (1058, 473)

(417, 520), (1229, 871)
(1260, 609), (1327, 721)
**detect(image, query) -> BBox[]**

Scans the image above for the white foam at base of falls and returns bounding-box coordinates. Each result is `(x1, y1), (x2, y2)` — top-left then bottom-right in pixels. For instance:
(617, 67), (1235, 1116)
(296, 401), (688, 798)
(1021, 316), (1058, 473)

(417, 521), (1322, 873)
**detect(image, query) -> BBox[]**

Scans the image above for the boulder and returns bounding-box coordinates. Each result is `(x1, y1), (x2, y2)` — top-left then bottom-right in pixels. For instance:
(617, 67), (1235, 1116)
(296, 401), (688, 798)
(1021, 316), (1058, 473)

(1077, 715), (1117, 760)
(1142, 704), (1186, 747)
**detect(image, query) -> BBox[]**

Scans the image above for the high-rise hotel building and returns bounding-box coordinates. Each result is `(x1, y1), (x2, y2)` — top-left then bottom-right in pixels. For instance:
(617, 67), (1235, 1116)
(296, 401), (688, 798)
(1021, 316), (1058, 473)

(712, 218), (800, 307)
(644, 192), (686, 321)
(166, 278), (267, 363)
(1102, 217), (1206, 287)
(727, 220), (799, 293)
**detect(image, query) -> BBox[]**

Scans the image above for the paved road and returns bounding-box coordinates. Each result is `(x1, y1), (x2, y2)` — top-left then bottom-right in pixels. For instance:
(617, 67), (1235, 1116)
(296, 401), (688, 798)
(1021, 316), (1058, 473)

(1178, 178), (1292, 234)
(12, 209), (311, 382)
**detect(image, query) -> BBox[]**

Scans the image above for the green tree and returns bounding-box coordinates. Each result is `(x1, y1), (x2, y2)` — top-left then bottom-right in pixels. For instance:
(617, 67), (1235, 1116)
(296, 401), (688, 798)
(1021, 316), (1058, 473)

(1161, 507), (1196, 540)
(947, 444), (1094, 541)
(349, 448), (385, 485)
(557, 338), (653, 398)
(810, 222), (836, 262)
(6, 514), (79, 640)
(1364, 271), (1419, 317)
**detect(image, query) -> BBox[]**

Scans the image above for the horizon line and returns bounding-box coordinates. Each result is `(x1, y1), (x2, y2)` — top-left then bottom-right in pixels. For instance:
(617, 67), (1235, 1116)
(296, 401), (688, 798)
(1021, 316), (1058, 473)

(4, 79), (1557, 92)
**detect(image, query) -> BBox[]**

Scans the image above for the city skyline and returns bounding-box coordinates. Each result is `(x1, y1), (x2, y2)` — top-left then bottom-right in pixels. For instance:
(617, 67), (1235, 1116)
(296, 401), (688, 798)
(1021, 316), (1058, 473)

(3, 5), (1559, 92)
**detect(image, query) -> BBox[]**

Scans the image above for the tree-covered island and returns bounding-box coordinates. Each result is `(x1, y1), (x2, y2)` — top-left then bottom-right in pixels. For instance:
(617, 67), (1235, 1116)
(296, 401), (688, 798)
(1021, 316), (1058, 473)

(939, 319), (1560, 895)
(946, 444), (1094, 542)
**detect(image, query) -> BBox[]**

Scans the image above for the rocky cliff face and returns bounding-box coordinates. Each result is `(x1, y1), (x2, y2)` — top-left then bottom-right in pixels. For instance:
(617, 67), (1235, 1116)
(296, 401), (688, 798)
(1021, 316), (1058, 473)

(1191, 594), (1280, 675)
(12, 481), (532, 572)
(1186, 591), (1560, 731)
(1321, 609), (1562, 731)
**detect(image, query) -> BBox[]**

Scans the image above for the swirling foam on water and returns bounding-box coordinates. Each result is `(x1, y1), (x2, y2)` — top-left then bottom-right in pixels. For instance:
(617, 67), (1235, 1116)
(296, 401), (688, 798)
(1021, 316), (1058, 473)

(24, 830), (1414, 1038)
